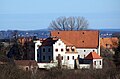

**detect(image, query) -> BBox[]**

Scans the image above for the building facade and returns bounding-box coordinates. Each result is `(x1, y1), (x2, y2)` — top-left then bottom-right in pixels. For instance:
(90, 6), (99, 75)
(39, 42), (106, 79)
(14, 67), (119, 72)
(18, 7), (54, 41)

(35, 30), (102, 69)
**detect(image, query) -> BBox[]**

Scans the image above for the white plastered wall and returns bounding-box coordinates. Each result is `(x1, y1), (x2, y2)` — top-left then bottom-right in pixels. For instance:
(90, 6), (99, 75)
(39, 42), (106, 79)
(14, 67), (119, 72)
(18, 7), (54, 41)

(34, 40), (42, 62)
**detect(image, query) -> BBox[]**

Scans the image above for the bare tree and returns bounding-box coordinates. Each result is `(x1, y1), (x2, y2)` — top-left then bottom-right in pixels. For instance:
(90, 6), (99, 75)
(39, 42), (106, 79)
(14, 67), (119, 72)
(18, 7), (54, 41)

(49, 16), (89, 31)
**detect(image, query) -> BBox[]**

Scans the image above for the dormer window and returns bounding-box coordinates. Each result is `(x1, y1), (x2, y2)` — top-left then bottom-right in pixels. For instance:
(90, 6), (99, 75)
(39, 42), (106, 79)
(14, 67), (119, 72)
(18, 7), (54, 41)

(71, 46), (75, 52)
(66, 49), (69, 52)
(71, 48), (75, 52)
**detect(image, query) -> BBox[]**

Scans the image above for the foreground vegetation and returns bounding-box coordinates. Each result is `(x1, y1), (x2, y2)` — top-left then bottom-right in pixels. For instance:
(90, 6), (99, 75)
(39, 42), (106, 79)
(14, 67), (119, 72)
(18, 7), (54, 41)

(0, 62), (120, 79)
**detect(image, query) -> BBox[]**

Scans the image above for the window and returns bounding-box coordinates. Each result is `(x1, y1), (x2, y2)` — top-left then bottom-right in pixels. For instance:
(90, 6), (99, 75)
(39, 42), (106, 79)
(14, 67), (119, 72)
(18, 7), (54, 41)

(82, 41), (84, 43)
(84, 50), (86, 52)
(82, 32), (84, 34)
(48, 56), (51, 60)
(106, 44), (108, 46)
(72, 56), (74, 60)
(67, 56), (69, 60)
(59, 43), (61, 45)
(61, 49), (63, 52)
(93, 50), (95, 52)
(94, 61), (96, 65)
(43, 56), (45, 60)
(58, 32), (59, 34)
(71, 49), (75, 52)
(43, 48), (45, 52)
(48, 48), (51, 52)
(100, 61), (101, 65)
(55, 49), (58, 52)
(66, 49), (69, 52)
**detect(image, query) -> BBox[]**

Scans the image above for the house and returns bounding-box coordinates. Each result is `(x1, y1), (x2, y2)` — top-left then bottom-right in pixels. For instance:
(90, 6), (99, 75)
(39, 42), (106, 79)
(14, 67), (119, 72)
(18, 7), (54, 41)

(100, 37), (118, 49)
(84, 51), (102, 69)
(35, 30), (102, 69)
(14, 60), (38, 72)
(100, 37), (119, 54)
(51, 31), (100, 57)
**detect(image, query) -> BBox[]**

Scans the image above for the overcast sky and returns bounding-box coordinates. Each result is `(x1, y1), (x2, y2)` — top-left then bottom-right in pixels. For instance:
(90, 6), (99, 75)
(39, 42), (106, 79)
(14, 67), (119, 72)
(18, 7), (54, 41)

(0, 0), (120, 30)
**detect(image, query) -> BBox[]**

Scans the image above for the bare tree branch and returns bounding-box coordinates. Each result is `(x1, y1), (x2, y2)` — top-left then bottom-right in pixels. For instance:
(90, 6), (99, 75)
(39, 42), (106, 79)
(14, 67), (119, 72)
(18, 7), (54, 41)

(49, 16), (89, 31)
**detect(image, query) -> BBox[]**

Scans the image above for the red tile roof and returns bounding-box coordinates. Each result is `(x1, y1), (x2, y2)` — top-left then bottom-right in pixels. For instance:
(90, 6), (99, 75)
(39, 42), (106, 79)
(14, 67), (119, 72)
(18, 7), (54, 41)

(100, 37), (118, 48)
(51, 30), (99, 48)
(61, 39), (74, 46)
(85, 52), (102, 59)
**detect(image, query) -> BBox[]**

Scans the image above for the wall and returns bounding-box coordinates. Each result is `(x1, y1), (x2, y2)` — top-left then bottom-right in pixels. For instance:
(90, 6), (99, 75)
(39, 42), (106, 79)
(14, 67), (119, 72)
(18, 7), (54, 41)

(64, 53), (78, 69)
(34, 40), (42, 62)
(40, 46), (53, 63)
(53, 39), (66, 64)
(79, 64), (90, 69)
(93, 59), (102, 69)
(53, 39), (79, 69)
(77, 48), (98, 58)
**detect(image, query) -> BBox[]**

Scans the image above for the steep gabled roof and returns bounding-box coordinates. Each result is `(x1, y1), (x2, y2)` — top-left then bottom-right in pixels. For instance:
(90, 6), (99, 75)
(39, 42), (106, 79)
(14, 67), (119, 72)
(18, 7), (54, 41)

(51, 30), (99, 48)
(85, 52), (102, 59)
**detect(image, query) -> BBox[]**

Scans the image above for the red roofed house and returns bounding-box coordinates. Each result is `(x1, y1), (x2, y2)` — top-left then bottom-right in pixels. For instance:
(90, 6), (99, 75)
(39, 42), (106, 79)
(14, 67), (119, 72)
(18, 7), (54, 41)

(34, 31), (102, 69)
(84, 52), (102, 69)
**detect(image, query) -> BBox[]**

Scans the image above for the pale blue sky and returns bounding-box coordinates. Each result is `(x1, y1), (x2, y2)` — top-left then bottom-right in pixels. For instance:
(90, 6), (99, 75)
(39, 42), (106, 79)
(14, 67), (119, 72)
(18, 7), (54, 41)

(0, 0), (120, 30)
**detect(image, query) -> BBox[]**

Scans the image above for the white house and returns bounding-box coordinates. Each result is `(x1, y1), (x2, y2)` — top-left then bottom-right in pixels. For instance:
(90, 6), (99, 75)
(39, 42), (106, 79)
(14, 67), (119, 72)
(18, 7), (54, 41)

(34, 30), (102, 69)
(53, 39), (78, 69)
(51, 30), (100, 58)
(84, 52), (102, 69)
(35, 38), (78, 69)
